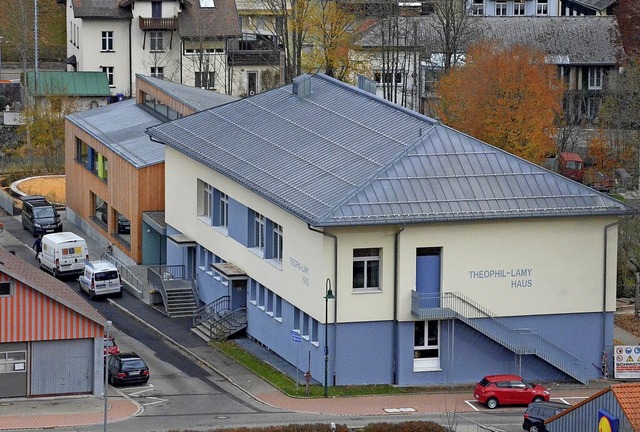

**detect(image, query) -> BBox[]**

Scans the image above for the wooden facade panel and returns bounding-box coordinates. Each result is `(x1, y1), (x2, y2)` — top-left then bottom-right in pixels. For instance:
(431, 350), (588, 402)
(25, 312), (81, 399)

(65, 120), (165, 263)
(136, 80), (197, 115)
(0, 281), (102, 343)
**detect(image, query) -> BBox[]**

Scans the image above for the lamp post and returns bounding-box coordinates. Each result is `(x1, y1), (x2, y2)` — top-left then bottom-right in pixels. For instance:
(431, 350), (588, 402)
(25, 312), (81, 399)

(104, 320), (112, 432)
(324, 278), (335, 398)
(0, 36), (3, 81)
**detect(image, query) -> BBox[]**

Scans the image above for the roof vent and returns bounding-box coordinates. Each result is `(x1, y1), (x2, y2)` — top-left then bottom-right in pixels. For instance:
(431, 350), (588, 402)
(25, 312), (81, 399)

(357, 75), (377, 95)
(292, 76), (311, 98)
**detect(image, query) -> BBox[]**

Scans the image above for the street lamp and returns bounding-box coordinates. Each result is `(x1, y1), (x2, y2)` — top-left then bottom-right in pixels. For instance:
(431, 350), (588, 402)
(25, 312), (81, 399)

(324, 278), (335, 398)
(104, 320), (112, 432)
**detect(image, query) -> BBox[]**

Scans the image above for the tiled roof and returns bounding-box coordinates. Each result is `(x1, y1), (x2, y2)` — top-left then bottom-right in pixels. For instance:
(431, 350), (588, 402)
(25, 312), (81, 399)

(72, 0), (132, 19)
(0, 248), (105, 326)
(147, 74), (635, 227)
(136, 75), (238, 111)
(612, 383), (640, 431)
(358, 16), (624, 65)
(24, 71), (111, 97)
(178, 0), (241, 38)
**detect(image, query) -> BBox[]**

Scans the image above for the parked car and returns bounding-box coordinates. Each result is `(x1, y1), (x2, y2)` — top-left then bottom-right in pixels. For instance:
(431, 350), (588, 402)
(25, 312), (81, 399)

(474, 374), (550, 409)
(20, 195), (63, 237)
(103, 336), (120, 356)
(117, 215), (130, 234)
(523, 401), (570, 432)
(78, 260), (122, 299)
(107, 352), (149, 386)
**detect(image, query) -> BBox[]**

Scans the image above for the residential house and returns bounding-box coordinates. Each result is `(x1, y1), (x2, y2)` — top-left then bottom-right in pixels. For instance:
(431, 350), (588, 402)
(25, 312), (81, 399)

(0, 248), (106, 398)
(356, 16), (625, 124)
(468, 0), (614, 17)
(547, 383), (640, 431)
(65, 74), (237, 264)
(147, 73), (634, 387)
(65, 0), (242, 97)
(24, 71), (111, 111)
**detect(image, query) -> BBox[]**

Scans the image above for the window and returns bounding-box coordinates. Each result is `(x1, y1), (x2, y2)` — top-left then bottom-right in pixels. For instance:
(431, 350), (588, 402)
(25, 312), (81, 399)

(197, 180), (214, 223)
(151, 1), (162, 18)
(97, 154), (108, 181)
(272, 223), (283, 262)
(93, 194), (108, 227)
(353, 248), (380, 290)
(374, 71), (402, 85)
(101, 31), (114, 51)
(199, 0), (215, 6)
(495, 1), (507, 15)
(76, 138), (88, 166)
(101, 66), (114, 86)
(311, 319), (318, 343)
(472, 0), (484, 15)
(150, 32), (164, 52)
(150, 67), (164, 79)
(275, 297), (282, 319)
(414, 320), (440, 371)
(217, 191), (228, 229)
(536, 0), (547, 15)
(513, 1), (525, 15)
(0, 281), (12, 297)
(293, 307), (300, 330)
(252, 211), (265, 252)
(195, 72), (216, 89)
(266, 290), (273, 313)
(588, 67), (603, 90)
(0, 351), (26, 373)
(258, 284), (265, 307)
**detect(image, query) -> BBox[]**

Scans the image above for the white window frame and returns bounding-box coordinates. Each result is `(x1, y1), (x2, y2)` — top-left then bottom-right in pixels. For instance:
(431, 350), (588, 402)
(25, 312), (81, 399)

(495, 1), (507, 16)
(219, 192), (228, 229)
(195, 71), (216, 89)
(413, 320), (440, 371)
(353, 248), (380, 291)
(513, 1), (525, 15)
(150, 31), (164, 52)
(588, 67), (603, 90)
(101, 31), (114, 51)
(101, 66), (114, 87)
(253, 212), (265, 253)
(150, 66), (164, 79)
(198, 180), (214, 224)
(472, 0), (484, 15)
(536, 0), (548, 15)
(272, 223), (283, 263)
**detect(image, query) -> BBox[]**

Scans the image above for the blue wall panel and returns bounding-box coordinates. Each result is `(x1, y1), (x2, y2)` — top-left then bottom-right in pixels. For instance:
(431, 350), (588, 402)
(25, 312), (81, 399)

(227, 198), (249, 247)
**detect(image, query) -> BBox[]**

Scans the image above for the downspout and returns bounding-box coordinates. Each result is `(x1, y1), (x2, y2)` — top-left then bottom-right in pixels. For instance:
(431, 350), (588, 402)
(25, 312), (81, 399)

(129, 20), (133, 96)
(603, 220), (621, 353)
(308, 224), (337, 386)
(393, 224), (405, 385)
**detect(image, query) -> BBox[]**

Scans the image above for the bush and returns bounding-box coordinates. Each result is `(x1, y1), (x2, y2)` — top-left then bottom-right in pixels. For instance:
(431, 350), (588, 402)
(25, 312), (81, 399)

(166, 421), (447, 432)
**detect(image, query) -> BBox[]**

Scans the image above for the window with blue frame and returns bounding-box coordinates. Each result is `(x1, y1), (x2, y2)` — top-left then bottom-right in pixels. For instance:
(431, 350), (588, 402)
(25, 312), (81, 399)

(293, 307), (300, 330)
(311, 320), (318, 343)
(213, 190), (228, 230)
(275, 297), (282, 319)
(250, 280), (257, 303)
(76, 138), (108, 182)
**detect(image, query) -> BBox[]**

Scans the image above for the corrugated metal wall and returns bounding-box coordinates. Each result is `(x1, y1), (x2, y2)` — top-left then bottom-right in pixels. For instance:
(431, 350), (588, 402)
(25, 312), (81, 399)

(31, 339), (94, 395)
(0, 281), (102, 342)
(547, 391), (631, 431)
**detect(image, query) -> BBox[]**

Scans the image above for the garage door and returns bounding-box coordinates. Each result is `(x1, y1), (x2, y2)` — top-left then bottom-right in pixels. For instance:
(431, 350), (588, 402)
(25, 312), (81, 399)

(31, 339), (94, 395)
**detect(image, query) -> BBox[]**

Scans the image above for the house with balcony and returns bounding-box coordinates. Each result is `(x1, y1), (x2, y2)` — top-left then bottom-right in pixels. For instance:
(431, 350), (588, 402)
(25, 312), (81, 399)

(467, 0), (615, 16)
(147, 73), (634, 387)
(65, 0), (241, 98)
(356, 15), (625, 124)
(65, 74), (237, 265)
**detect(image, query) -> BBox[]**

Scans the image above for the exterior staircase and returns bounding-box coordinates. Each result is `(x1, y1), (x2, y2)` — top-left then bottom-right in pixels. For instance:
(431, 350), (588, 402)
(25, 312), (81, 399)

(191, 295), (248, 342)
(147, 265), (199, 318)
(412, 291), (593, 384)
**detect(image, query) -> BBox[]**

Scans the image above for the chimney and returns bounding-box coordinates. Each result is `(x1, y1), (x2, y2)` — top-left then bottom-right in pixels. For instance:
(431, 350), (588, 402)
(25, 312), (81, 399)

(292, 75), (311, 98)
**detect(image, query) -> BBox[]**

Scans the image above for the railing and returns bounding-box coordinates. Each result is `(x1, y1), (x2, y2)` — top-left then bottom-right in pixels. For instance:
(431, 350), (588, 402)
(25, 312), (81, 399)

(147, 264), (185, 280)
(412, 291), (593, 384)
(139, 16), (178, 31)
(206, 307), (247, 341)
(192, 295), (231, 327)
(100, 252), (146, 297)
(191, 273), (201, 308)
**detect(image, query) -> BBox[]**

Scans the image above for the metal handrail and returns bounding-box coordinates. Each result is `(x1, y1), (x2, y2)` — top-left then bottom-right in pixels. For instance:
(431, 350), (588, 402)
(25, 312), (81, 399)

(207, 307), (247, 341)
(100, 253), (146, 295)
(412, 291), (592, 383)
(147, 264), (185, 280)
(192, 295), (231, 327)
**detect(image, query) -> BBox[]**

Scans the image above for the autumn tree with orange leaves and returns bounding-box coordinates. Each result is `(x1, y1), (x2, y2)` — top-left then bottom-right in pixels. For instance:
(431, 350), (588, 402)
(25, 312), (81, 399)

(435, 42), (564, 164)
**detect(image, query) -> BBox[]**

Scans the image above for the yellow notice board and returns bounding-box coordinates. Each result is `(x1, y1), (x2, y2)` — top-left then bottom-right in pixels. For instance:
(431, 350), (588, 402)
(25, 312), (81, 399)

(614, 345), (640, 378)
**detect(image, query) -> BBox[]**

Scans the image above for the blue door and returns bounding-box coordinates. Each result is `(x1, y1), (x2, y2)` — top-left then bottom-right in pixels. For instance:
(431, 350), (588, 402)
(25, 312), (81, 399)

(416, 248), (441, 308)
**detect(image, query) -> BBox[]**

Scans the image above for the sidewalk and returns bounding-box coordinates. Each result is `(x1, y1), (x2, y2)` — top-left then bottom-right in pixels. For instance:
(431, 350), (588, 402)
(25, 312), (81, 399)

(0, 214), (630, 430)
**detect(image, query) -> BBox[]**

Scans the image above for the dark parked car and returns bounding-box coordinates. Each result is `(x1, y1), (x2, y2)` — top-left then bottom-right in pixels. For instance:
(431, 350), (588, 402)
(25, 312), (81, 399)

(523, 401), (570, 432)
(20, 195), (62, 237)
(474, 374), (550, 409)
(117, 215), (130, 234)
(107, 352), (149, 386)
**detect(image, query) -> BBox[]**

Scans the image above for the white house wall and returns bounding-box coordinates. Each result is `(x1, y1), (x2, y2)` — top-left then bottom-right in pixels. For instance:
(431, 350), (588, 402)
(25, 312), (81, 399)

(165, 148), (335, 322)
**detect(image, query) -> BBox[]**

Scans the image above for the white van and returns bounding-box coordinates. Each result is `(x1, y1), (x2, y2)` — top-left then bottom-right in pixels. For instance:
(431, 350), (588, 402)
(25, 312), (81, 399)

(78, 261), (122, 299)
(39, 232), (89, 278)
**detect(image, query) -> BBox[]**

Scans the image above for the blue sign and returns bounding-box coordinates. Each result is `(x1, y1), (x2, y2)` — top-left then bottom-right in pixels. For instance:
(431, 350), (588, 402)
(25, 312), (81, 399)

(292, 334), (302, 344)
(598, 409), (619, 432)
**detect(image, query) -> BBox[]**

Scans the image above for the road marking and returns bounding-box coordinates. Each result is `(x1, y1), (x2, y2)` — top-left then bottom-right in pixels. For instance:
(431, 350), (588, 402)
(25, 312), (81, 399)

(383, 407), (416, 413)
(465, 400), (481, 411)
(141, 396), (168, 406)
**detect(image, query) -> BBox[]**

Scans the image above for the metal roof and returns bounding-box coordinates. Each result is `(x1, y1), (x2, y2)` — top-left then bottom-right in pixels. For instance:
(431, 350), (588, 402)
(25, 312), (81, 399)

(67, 99), (165, 168)
(24, 71), (111, 97)
(358, 16), (624, 66)
(136, 74), (239, 111)
(147, 74), (634, 227)
(568, 0), (616, 11)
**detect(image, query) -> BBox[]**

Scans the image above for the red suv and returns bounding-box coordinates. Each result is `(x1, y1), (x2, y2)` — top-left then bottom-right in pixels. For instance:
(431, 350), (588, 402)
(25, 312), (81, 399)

(474, 374), (549, 409)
